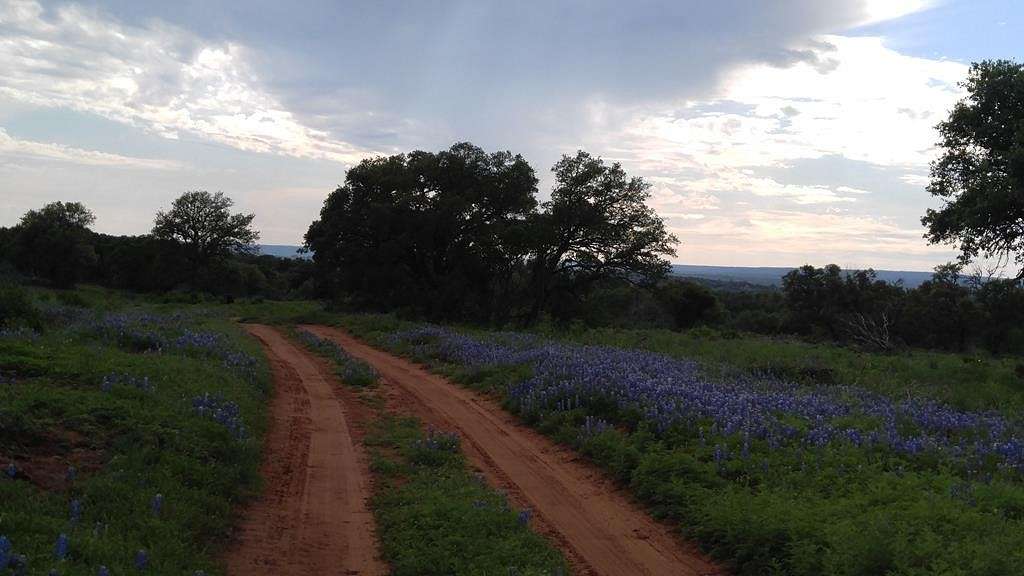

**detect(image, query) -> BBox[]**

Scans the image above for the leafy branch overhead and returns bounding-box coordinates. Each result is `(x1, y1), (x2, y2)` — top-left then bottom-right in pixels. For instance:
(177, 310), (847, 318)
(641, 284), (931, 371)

(923, 59), (1024, 279)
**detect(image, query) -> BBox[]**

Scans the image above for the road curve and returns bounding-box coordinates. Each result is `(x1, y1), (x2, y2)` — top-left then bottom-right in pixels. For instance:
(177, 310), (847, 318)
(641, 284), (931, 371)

(304, 324), (722, 576)
(224, 324), (386, 576)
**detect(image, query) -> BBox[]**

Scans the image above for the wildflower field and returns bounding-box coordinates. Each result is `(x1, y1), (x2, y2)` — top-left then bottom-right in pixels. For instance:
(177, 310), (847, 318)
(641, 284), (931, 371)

(338, 313), (1024, 576)
(0, 287), (268, 575)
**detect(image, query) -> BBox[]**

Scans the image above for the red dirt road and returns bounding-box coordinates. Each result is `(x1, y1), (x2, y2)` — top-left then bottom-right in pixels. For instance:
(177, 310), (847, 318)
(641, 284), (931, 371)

(224, 325), (385, 576)
(305, 325), (723, 576)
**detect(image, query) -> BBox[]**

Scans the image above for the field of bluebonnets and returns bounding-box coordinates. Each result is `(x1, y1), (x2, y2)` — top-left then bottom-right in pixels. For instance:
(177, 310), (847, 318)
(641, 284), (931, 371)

(0, 285), (267, 575)
(337, 314), (1024, 576)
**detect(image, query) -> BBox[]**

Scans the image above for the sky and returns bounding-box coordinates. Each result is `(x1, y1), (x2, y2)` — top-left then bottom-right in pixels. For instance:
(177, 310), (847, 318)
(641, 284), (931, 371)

(0, 0), (1020, 270)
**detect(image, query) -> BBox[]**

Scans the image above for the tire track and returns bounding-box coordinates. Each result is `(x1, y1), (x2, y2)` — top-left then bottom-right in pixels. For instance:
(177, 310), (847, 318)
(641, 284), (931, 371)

(304, 324), (722, 576)
(224, 325), (385, 576)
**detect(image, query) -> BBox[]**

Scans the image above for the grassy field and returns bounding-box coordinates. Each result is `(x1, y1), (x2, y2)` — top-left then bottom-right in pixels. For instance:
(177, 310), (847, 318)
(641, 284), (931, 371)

(294, 327), (567, 576)
(8, 288), (1023, 575)
(328, 312), (1024, 576)
(1, 285), (269, 575)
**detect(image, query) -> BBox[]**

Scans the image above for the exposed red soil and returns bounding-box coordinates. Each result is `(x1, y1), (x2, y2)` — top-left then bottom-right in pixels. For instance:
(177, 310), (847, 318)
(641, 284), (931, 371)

(223, 325), (385, 576)
(304, 324), (724, 576)
(1, 429), (105, 491)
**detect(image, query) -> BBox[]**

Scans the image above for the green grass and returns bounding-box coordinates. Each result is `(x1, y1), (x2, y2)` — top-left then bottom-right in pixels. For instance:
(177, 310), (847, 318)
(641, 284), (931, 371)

(322, 312), (1024, 576)
(294, 326), (567, 576)
(366, 416), (567, 576)
(0, 287), (269, 575)
(292, 327), (379, 388)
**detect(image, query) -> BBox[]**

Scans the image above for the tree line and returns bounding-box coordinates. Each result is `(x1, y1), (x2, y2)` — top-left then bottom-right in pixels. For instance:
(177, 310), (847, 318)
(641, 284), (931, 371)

(0, 192), (311, 300)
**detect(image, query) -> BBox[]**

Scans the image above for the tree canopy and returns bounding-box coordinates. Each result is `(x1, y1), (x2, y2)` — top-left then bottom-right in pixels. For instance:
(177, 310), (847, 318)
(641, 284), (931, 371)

(10, 201), (97, 288)
(306, 143), (679, 323)
(305, 142), (539, 320)
(527, 151), (677, 321)
(923, 59), (1024, 279)
(153, 191), (259, 273)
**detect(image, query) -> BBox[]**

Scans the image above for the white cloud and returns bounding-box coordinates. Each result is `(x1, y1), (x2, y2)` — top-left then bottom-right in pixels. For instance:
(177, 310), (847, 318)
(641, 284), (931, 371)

(615, 36), (966, 174)
(0, 0), (371, 164)
(0, 127), (182, 169)
(900, 173), (931, 186)
(860, 0), (933, 25)
(670, 208), (955, 269)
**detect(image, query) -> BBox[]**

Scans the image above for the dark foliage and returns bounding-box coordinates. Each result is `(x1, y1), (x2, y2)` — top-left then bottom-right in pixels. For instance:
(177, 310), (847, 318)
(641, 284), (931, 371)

(8, 201), (97, 288)
(655, 279), (720, 330)
(306, 143), (678, 324)
(0, 282), (41, 330)
(526, 151), (677, 322)
(781, 265), (903, 341)
(894, 264), (976, 351)
(306, 142), (539, 322)
(152, 190), (259, 275)
(923, 59), (1024, 279)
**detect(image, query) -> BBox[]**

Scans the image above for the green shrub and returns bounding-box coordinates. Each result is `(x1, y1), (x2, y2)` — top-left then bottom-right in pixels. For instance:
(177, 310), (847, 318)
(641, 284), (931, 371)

(0, 283), (41, 330)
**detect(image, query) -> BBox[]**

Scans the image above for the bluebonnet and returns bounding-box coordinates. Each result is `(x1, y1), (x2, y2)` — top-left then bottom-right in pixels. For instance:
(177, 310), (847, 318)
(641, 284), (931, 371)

(0, 536), (11, 569)
(388, 326), (1024, 478)
(101, 372), (154, 393)
(296, 329), (377, 385)
(151, 493), (164, 516)
(0, 327), (39, 341)
(98, 566), (110, 576)
(11, 553), (27, 576)
(4, 462), (16, 479)
(69, 499), (82, 524)
(517, 508), (532, 526)
(53, 533), (70, 561)
(192, 393), (247, 440)
(135, 549), (149, 570)
(71, 311), (257, 378)
(412, 429), (460, 453)
(66, 466), (77, 483)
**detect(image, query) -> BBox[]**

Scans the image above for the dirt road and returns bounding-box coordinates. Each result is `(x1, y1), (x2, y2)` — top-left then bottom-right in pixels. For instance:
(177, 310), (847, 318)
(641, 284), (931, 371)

(304, 325), (722, 576)
(224, 325), (385, 576)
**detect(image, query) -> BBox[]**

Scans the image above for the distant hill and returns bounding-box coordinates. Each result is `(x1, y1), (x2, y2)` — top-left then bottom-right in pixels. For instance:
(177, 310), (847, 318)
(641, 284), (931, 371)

(253, 248), (937, 286)
(671, 265), (935, 288)
(257, 244), (311, 259)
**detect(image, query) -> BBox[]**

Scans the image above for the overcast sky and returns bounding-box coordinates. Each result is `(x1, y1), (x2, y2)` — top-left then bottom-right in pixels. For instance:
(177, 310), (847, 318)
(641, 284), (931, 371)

(0, 0), (1019, 270)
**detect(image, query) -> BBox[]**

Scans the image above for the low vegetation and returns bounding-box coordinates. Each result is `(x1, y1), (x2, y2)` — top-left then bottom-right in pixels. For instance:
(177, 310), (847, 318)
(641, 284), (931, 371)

(0, 285), (268, 575)
(367, 416), (566, 576)
(336, 312), (1024, 576)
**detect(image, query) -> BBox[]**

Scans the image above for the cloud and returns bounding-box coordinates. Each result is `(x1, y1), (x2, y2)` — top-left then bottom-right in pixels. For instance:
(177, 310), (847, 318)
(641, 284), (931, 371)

(606, 35), (966, 177)
(670, 208), (955, 269)
(0, 0), (372, 163)
(860, 0), (934, 25)
(1, 0), (957, 270)
(0, 127), (182, 169)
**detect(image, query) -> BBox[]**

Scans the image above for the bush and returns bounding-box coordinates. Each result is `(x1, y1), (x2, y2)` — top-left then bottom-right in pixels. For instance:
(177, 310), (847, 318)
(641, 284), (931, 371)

(0, 283), (41, 330)
(54, 290), (90, 308)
